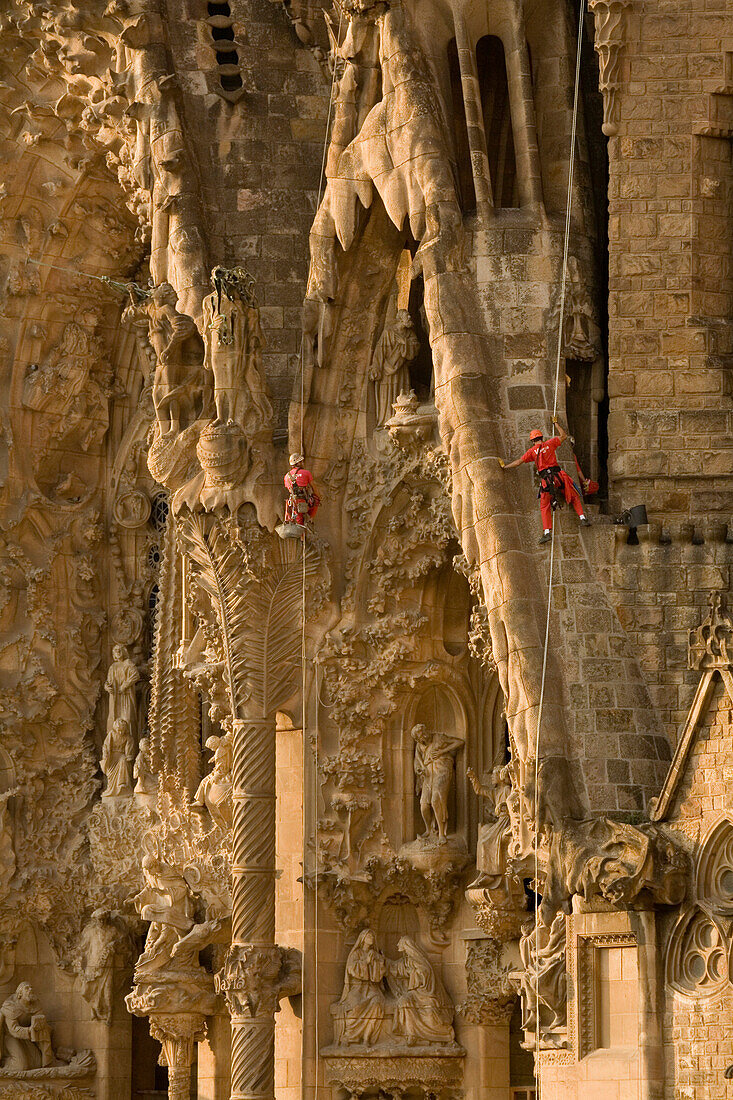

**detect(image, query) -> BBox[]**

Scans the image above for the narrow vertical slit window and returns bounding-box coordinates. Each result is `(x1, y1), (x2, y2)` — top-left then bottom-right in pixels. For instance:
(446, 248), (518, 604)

(476, 35), (518, 208)
(447, 38), (476, 214)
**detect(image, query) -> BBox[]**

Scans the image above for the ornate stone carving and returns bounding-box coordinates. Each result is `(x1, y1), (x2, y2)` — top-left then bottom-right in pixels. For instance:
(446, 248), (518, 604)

(0, 984), (95, 1080)
(104, 644), (141, 736)
(370, 298), (420, 427)
(688, 591), (733, 670)
(215, 944), (301, 1017)
(515, 913), (568, 1049)
(541, 817), (687, 924)
(328, 930), (461, 1052)
(411, 725), (463, 845)
(457, 939), (516, 1025)
(562, 257), (600, 362)
(192, 732), (233, 833)
(588, 0), (633, 136)
(72, 910), (136, 1025)
(100, 718), (135, 799)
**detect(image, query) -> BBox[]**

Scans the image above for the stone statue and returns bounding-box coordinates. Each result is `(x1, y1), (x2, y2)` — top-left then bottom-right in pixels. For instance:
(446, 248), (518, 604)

(133, 735), (157, 797)
(468, 764), (513, 888)
(518, 912), (567, 1038)
(101, 718), (135, 798)
(202, 266), (273, 431)
(192, 732), (233, 831)
(332, 930), (458, 1051)
(123, 283), (206, 436)
(0, 983), (54, 1071)
(334, 929), (389, 1046)
(104, 644), (141, 736)
(411, 724), (464, 843)
(388, 936), (455, 1045)
(132, 855), (195, 975)
(74, 909), (134, 1025)
(370, 299), (420, 427)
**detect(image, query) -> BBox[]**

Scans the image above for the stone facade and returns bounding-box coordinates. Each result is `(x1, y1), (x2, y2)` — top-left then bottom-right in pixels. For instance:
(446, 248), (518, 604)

(0, 0), (731, 1097)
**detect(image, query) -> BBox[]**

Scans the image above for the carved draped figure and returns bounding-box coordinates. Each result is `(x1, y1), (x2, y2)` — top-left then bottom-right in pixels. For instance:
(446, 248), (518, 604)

(388, 937), (455, 1045)
(104, 649), (140, 735)
(335, 930), (389, 1046)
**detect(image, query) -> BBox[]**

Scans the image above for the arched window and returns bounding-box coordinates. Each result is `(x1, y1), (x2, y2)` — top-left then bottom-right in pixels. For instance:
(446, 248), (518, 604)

(447, 38), (476, 214)
(476, 36), (518, 208)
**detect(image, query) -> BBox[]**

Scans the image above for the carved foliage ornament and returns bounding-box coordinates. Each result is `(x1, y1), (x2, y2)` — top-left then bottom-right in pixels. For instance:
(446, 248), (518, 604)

(588, 0), (633, 136)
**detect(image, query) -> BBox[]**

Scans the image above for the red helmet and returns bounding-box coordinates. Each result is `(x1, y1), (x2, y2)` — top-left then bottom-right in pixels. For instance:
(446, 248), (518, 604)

(529, 429), (543, 441)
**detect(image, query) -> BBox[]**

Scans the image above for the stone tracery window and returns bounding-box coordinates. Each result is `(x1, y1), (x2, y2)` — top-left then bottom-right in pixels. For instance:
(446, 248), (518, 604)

(476, 35), (519, 209)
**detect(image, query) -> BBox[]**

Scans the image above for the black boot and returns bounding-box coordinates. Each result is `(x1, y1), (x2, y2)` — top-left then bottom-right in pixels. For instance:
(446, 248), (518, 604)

(580, 516), (591, 527)
(538, 532), (552, 544)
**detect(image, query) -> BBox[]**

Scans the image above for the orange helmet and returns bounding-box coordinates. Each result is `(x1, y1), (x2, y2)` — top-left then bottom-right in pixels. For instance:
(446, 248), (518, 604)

(529, 429), (543, 441)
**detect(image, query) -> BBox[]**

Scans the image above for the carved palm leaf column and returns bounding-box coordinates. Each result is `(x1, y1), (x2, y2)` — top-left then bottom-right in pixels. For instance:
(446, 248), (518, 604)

(180, 511), (319, 1100)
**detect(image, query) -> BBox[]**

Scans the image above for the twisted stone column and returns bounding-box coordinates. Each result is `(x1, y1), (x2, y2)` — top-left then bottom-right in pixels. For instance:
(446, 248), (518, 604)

(217, 715), (278, 1100)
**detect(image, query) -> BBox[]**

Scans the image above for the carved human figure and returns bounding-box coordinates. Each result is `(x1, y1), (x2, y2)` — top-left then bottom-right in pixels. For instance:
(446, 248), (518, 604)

(133, 735), (157, 797)
(192, 733), (233, 831)
(468, 764), (513, 888)
(335, 929), (389, 1046)
(411, 724), (463, 842)
(563, 256), (597, 361)
(388, 936), (455, 1045)
(75, 909), (132, 1025)
(123, 283), (205, 436)
(518, 911), (567, 1036)
(203, 266), (273, 430)
(132, 855), (195, 975)
(101, 718), (135, 798)
(0, 983), (54, 1071)
(370, 301), (420, 427)
(104, 644), (141, 736)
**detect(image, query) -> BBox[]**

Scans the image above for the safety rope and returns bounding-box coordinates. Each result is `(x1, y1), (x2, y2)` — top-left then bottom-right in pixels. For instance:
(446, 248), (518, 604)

(533, 0), (586, 1092)
(300, 19), (343, 1099)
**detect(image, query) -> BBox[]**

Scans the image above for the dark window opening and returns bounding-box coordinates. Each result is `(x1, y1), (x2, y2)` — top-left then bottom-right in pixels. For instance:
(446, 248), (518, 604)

(447, 38), (476, 214)
(407, 275), (433, 402)
(565, 359), (593, 481)
(211, 24), (234, 40)
(220, 72), (243, 91)
(150, 491), (169, 534)
(509, 1000), (537, 1091)
(206, 0), (243, 97)
(215, 49), (239, 65)
(207, 0), (231, 13)
(476, 35), (518, 208)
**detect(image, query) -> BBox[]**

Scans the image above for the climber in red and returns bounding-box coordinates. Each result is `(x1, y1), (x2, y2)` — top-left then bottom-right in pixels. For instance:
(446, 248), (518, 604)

(280, 452), (320, 537)
(500, 419), (590, 543)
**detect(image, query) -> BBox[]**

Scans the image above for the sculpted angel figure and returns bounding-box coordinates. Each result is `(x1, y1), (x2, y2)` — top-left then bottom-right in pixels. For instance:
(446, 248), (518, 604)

(0, 983), (54, 1071)
(411, 724), (464, 842)
(388, 936), (455, 1045)
(132, 855), (196, 975)
(104, 644), (141, 736)
(101, 718), (135, 798)
(334, 929), (389, 1046)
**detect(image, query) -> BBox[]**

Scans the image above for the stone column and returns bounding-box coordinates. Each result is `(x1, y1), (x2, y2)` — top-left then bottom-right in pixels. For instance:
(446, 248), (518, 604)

(217, 715), (278, 1100)
(452, 7), (494, 217)
(150, 1014), (207, 1100)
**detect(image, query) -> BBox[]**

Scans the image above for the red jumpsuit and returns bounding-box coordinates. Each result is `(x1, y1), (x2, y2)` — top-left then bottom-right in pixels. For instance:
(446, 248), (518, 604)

(284, 465), (320, 526)
(520, 437), (585, 530)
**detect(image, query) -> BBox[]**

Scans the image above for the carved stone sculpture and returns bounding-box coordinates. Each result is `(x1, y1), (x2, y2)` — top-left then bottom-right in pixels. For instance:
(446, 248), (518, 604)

(516, 912), (568, 1046)
(411, 724), (463, 843)
(103, 644), (141, 736)
(333, 929), (389, 1046)
(100, 718), (135, 798)
(331, 930), (458, 1052)
(74, 909), (134, 1025)
(192, 732), (233, 832)
(131, 855), (196, 975)
(388, 937), (455, 1046)
(202, 266), (272, 432)
(370, 300), (420, 427)
(468, 764), (514, 889)
(0, 983), (54, 1071)
(133, 736), (157, 797)
(123, 284), (207, 438)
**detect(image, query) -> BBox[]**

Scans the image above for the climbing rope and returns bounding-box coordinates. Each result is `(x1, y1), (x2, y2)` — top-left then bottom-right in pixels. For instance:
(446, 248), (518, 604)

(300, 18), (343, 1099)
(533, 0), (586, 1092)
